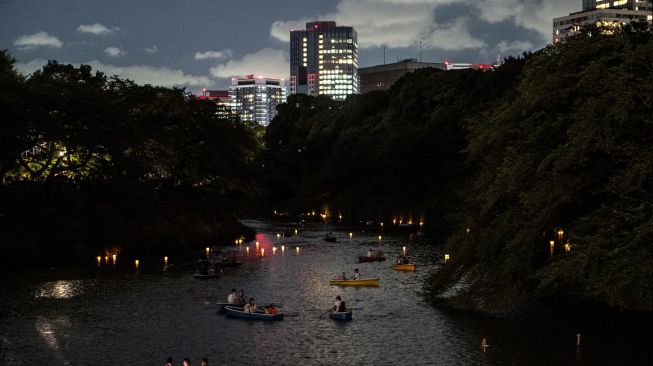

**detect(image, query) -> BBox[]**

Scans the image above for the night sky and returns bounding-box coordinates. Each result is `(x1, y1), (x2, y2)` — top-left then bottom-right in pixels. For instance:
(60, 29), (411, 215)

(1, 0), (578, 93)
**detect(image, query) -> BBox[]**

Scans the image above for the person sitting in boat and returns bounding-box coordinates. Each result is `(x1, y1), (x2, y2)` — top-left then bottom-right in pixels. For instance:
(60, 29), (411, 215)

(336, 272), (347, 280)
(367, 248), (373, 257)
(227, 288), (237, 304)
(402, 256), (409, 264)
(337, 300), (346, 312)
(244, 298), (258, 313)
(237, 289), (246, 304)
(333, 295), (342, 311)
(264, 305), (277, 314)
(352, 268), (361, 280)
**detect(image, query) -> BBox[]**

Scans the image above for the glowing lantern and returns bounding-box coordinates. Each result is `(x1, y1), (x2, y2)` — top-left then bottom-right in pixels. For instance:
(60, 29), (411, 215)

(444, 254), (450, 263)
(276, 233), (281, 240)
(205, 247), (210, 256)
(246, 247), (250, 255)
(134, 259), (139, 269)
(164, 256), (168, 265)
(378, 235), (382, 241)
(296, 246), (300, 253)
(281, 245), (285, 252)
(105, 255), (109, 264)
(564, 242), (571, 253)
(392, 218), (397, 225)
(349, 232), (353, 239)
(272, 246), (277, 254)
(256, 241), (260, 249)
(261, 248), (265, 256)
(112, 254), (116, 263)
(294, 229), (298, 235)
(557, 229), (564, 240)
(420, 221), (424, 227)
(96, 256), (101, 267)
(550, 240), (555, 255)
(403, 246), (407, 255)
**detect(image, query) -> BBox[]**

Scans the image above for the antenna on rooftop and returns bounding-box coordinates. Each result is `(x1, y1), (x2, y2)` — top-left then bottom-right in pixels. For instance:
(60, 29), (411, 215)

(383, 46), (386, 65)
(419, 41), (422, 62)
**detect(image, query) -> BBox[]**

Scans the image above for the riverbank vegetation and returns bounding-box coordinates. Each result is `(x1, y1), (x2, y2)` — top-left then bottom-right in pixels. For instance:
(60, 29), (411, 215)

(0, 52), (257, 268)
(263, 24), (652, 312)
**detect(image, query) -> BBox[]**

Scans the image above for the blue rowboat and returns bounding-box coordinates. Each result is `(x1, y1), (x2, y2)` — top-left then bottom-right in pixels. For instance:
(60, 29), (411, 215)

(329, 310), (352, 321)
(224, 306), (283, 321)
(216, 302), (245, 314)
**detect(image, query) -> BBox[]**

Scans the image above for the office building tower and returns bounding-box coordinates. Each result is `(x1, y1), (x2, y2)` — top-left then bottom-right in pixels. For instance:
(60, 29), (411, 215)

(359, 59), (446, 93)
(229, 75), (287, 127)
(290, 21), (359, 100)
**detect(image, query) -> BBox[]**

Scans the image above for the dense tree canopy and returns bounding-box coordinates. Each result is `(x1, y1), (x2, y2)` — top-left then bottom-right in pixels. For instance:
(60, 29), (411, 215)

(0, 53), (259, 266)
(263, 24), (652, 311)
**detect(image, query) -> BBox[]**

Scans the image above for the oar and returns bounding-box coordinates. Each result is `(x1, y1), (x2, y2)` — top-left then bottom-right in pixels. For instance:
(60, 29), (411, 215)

(318, 308), (333, 318)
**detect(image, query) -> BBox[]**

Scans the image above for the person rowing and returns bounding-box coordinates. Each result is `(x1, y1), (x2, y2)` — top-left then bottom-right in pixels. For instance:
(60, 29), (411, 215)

(336, 271), (347, 280)
(333, 295), (346, 312)
(244, 297), (258, 313)
(227, 288), (237, 304)
(352, 268), (361, 280)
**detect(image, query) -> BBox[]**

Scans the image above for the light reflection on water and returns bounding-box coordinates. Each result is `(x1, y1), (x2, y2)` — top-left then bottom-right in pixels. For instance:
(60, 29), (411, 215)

(0, 220), (650, 365)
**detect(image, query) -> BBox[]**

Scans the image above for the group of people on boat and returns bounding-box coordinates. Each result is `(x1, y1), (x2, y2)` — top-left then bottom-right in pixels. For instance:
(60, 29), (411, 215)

(335, 268), (361, 280)
(333, 295), (347, 312)
(396, 256), (410, 264)
(367, 248), (383, 257)
(228, 289), (277, 314)
(227, 288), (247, 304)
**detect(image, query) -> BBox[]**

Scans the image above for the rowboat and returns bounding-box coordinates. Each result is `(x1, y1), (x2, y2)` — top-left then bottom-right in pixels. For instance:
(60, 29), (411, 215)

(329, 278), (380, 286)
(193, 273), (221, 279)
(391, 263), (416, 271)
(224, 306), (283, 321)
(358, 255), (386, 263)
(329, 310), (352, 321)
(216, 302), (245, 314)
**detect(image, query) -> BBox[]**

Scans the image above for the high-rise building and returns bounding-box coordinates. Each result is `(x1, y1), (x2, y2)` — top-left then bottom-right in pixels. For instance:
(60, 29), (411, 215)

(229, 75), (287, 127)
(290, 21), (359, 100)
(553, 0), (652, 42)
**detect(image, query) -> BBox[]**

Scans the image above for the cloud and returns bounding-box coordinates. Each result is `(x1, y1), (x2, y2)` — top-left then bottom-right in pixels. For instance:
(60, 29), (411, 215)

(194, 49), (233, 60)
(270, 0), (576, 50)
(104, 46), (127, 57)
(14, 32), (63, 50)
(144, 45), (158, 54)
(209, 48), (288, 79)
(76, 23), (118, 35)
(15, 58), (213, 88)
(496, 40), (534, 53)
(270, 0), (483, 50)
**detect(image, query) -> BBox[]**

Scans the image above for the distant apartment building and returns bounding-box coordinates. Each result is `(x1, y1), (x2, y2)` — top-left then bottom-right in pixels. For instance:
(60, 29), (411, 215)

(359, 59), (446, 93)
(289, 21), (359, 100)
(553, 0), (652, 42)
(229, 75), (287, 127)
(200, 89), (230, 105)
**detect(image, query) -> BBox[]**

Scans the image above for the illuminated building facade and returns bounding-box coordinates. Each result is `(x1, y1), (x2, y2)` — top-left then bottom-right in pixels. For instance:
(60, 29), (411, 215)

(359, 59), (446, 93)
(290, 21), (359, 100)
(229, 75), (287, 126)
(553, 0), (652, 42)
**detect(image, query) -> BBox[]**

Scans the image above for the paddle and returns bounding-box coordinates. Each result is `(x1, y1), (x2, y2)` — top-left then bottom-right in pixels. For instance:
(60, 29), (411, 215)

(318, 308), (333, 318)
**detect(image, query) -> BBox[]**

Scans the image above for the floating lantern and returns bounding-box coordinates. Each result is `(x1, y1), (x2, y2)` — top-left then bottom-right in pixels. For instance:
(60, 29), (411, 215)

(557, 229), (564, 240)
(419, 221), (424, 227)
(134, 259), (140, 269)
(465, 227), (470, 234)
(296, 246), (300, 253)
(564, 242), (571, 253)
(272, 246), (277, 254)
(378, 235), (382, 241)
(392, 218), (397, 225)
(261, 248), (265, 256)
(105, 255), (109, 264)
(276, 233), (281, 240)
(164, 256), (168, 265)
(238, 239), (243, 245)
(246, 247), (250, 255)
(349, 232), (353, 239)
(255, 241), (260, 249)
(112, 254), (117, 263)
(380, 222), (384, 228)
(550, 240), (555, 255)
(205, 247), (210, 257)
(444, 254), (450, 263)
(235, 239), (239, 244)
(403, 246), (407, 255)
(281, 245), (285, 252)
(339, 214), (343, 221)
(294, 229), (298, 235)
(96, 256), (101, 267)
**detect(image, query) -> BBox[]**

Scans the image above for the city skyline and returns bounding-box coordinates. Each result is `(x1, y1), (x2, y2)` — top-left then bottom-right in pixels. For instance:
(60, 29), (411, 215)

(1, 0), (579, 93)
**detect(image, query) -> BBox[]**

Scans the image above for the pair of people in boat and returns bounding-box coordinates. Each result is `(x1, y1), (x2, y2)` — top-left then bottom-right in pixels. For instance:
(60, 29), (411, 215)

(336, 268), (361, 280)
(227, 288), (246, 304)
(396, 256), (409, 264)
(243, 297), (277, 314)
(367, 248), (383, 257)
(333, 295), (347, 312)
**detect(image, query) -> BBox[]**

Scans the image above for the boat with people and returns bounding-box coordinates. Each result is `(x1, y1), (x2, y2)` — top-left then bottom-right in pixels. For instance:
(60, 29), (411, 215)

(194, 259), (221, 279)
(324, 233), (337, 242)
(329, 278), (380, 286)
(224, 306), (284, 321)
(358, 254), (386, 263)
(329, 310), (353, 321)
(391, 263), (416, 271)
